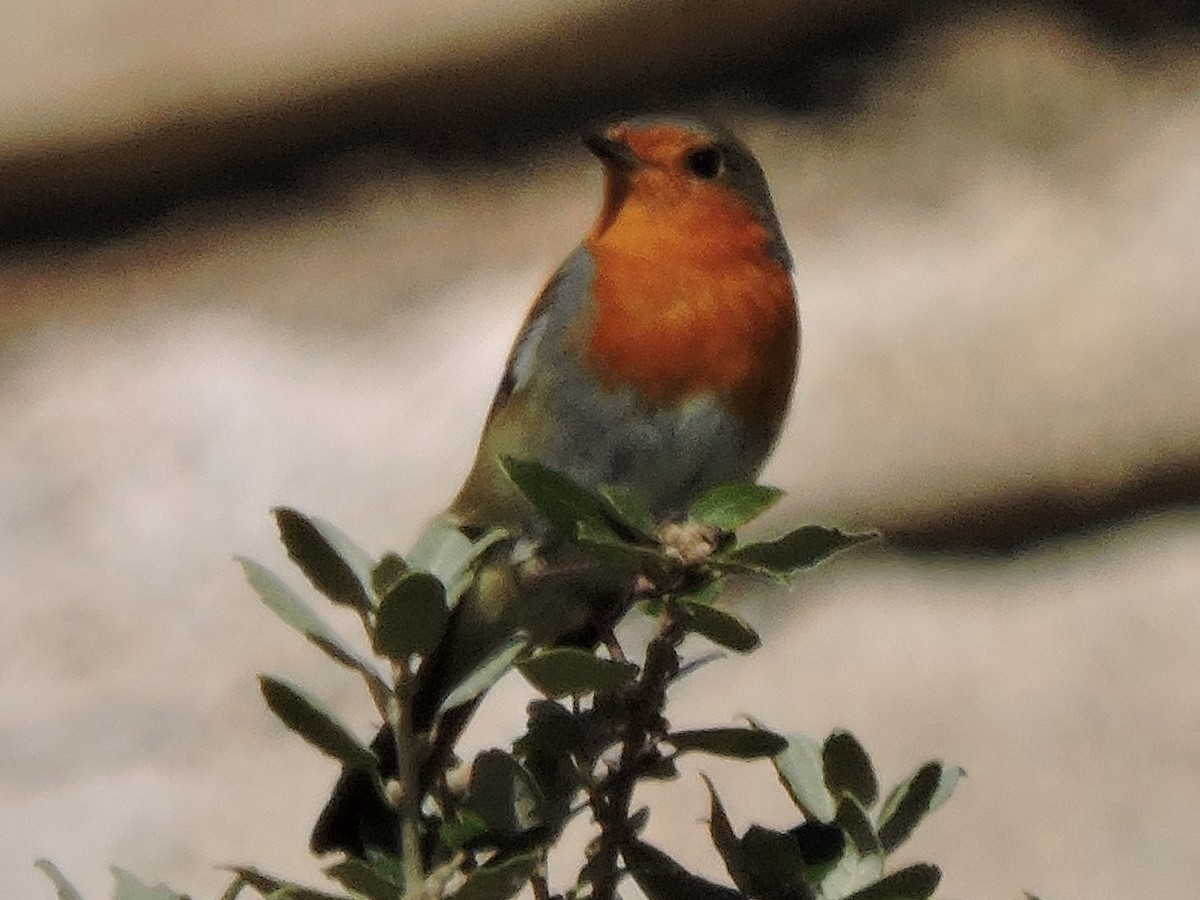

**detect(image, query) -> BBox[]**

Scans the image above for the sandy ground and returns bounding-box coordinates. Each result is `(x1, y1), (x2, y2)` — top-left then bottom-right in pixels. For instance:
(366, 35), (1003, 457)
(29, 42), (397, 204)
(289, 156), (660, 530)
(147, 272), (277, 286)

(3, 12), (1200, 900)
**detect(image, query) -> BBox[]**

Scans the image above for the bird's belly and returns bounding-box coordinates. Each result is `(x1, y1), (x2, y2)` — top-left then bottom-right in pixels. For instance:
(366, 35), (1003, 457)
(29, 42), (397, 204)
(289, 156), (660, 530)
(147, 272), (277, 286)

(539, 382), (766, 519)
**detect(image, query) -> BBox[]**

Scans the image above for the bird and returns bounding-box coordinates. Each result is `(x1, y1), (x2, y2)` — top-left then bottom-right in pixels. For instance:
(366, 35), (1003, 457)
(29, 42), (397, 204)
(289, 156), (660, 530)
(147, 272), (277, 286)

(310, 114), (799, 857)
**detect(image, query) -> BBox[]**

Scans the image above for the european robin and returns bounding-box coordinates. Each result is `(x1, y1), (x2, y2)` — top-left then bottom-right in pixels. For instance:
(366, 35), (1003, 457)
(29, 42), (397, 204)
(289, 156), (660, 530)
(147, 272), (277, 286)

(310, 114), (799, 856)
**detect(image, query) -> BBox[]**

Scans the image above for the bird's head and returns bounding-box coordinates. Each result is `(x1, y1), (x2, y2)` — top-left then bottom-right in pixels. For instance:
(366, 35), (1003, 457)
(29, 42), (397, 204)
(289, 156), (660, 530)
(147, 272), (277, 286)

(583, 115), (791, 270)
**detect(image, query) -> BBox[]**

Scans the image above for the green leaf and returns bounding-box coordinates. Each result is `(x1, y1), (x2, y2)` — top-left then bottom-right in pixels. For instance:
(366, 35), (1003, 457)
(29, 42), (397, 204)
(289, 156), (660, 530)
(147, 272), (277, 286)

(513, 699), (588, 760)
(680, 577), (724, 606)
(438, 631), (530, 714)
(622, 838), (743, 900)
(360, 851), (407, 888)
(34, 860), (85, 900)
(789, 820), (846, 873)
(688, 483), (784, 531)
(679, 601), (760, 653)
(824, 729), (879, 807)
(452, 852), (539, 900)
(238, 557), (387, 688)
(877, 762), (963, 852)
(222, 866), (351, 900)
(518, 647), (638, 698)
(408, 519), (507, 605)
(836, 795), (881, 855)
(767, 729), (837, 823)
(467, 749), (546, 836)
(728, 525), (875, 575)
(371, 552), (408, 596)
(738, 825), (809, 898)
(274, 507), (374, 613)
(575, 520), (667, 578)
(842, 864), (942, 900)
(111, 868), (188, 900)
(501, 457), (628, 540)
(512, 700), (601, 816)
(666, 728), (787, 759)
(324, 858), (401, 900)
(575, 517), (662, 556)
(702, 776), (754, 895)
(258, 675), (377, 771)
(374, 571), (449, 659)
(440, 810), (491, 850)
(599, 484), (656, 537)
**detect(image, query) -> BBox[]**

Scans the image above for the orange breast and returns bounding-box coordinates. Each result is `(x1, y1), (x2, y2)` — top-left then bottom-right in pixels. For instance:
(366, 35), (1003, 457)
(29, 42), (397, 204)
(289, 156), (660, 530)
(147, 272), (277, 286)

(584, 182), (797, 435)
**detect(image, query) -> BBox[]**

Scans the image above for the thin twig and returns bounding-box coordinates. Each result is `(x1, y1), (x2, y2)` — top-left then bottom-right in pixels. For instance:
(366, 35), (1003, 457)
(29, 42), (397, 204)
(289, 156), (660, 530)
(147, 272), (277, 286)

(584, 604), (686, 900)
(390, 657), (426, 892)
(602, 627), (626, 662)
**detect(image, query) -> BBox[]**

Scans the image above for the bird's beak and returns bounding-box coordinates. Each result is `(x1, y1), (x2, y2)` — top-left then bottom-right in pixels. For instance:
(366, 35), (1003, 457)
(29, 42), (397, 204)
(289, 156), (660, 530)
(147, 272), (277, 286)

(583, 129), (639, 172)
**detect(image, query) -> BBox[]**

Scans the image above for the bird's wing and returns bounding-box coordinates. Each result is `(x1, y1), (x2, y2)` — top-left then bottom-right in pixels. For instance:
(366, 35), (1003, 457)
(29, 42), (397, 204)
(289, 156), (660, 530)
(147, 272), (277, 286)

(449, 247), (596, 530)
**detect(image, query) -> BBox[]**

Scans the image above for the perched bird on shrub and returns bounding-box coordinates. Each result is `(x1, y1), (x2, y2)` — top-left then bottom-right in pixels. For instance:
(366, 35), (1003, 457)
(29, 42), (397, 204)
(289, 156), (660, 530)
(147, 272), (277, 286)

(311, 114), (799, 856)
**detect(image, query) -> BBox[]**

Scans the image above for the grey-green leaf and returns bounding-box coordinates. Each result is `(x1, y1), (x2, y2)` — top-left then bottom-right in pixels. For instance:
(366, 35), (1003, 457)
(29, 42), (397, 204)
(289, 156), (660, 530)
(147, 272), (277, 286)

(738, 825), (809, 898)
(836, 795), (881, 855)
(501, 456), (628, 539)
(599, 484), (656, 537)
(769, 730), (837, 823)
(440, 810), (491, 850)
(667, 728), (787, 759)
(824, 729), (879, 807)
(842, 864), (942, 900)
(518, 647), (638, 698)
(274, 507), (374, 612)
(438, 631), (530, 714)
(408, 519), (507, 606)
(34, 860), (85, 900)
(239, 558), (388, 688)
(816, 844), (885, 900)
(929, 762), (965, 813)
(324, 858), (402, 900)
(374, 571), (449, 659)
(681, 577), (725, 606)
(877, 761), (963, 852)
(575, 520), (666, 575)
(258, 675), (377, 771)
(622, 839), (743, 900)
(222, 866), (350, 900)
(240, 556), (338, 643)
(679, 601), (761, 653)
(111, 868), (187, 900)
(730, 525), (875, 574)
(371, 552), (408, 596)
(452, 853), (539, 900)
(702, 776), (754, 895)
(688, 483), (784, 531)
(467, 749), (545, 836)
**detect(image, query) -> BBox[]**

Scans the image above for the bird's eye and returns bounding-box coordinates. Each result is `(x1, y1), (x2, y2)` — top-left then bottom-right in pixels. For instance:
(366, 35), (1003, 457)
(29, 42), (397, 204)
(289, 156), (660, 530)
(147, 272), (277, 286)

(685, 146), (724, 179)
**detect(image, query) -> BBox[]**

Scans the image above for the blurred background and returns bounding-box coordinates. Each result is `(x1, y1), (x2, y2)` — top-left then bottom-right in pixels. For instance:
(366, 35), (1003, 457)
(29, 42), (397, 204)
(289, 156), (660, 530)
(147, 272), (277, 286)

(3, 1), (1200, 897)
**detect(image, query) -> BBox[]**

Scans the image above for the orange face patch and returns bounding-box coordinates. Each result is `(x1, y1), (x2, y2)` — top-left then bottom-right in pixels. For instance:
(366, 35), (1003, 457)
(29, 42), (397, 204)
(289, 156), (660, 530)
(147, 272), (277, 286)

(583, 127), (797, 435)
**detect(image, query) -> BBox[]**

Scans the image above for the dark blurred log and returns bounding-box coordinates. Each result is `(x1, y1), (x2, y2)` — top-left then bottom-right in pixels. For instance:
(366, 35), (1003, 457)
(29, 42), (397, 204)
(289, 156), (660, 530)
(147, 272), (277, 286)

(4, 0), (1200, 245)
(885, 458), (1200, 553)
(0, 0), (904, 244)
